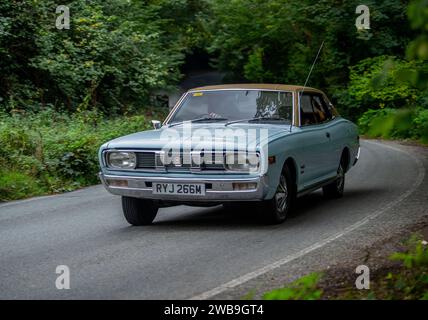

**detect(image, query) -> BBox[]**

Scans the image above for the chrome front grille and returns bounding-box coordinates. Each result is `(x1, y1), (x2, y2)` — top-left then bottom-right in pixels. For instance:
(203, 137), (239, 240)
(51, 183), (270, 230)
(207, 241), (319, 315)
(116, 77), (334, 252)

(136, 152), (156, 169)
(135, 151), (225, 171)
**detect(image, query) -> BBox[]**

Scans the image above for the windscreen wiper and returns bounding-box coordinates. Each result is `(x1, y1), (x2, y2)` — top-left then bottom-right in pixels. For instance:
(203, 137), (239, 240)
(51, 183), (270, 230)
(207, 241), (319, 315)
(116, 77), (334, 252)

(225, 117), (288, 126)
(169, 117), (229, 128)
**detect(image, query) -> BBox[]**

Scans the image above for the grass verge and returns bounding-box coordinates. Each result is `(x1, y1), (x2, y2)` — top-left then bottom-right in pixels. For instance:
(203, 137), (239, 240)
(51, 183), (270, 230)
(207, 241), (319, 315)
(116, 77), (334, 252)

(261, 226), (428, 300)
(0, 108), (167, 201)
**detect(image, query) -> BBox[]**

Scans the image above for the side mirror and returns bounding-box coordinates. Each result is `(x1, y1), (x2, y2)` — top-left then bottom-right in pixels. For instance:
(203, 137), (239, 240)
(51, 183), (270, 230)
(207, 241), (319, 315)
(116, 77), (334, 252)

(151, 120), (162, 130)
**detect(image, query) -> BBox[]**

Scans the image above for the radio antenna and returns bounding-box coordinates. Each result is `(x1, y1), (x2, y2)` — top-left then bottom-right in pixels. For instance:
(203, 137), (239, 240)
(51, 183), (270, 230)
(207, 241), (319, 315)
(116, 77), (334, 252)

(290, 40), (325, 132)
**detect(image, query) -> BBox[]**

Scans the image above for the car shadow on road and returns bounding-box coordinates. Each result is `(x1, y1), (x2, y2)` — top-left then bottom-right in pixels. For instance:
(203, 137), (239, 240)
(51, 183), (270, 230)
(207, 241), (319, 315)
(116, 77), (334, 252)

(146, 187), (388, 230)
(290, 187), (388, 220)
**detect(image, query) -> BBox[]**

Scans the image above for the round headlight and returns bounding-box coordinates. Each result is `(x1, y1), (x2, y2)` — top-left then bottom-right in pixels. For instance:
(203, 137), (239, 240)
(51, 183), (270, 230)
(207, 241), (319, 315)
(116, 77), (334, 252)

(107, 152), (136, 169)
(225, 153), (259, 172)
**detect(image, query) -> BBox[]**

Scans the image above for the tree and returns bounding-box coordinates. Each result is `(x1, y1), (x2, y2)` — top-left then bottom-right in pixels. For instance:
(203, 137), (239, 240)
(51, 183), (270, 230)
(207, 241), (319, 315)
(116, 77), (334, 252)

(207, 0), (413, 101)
(0, 0), (209, 114)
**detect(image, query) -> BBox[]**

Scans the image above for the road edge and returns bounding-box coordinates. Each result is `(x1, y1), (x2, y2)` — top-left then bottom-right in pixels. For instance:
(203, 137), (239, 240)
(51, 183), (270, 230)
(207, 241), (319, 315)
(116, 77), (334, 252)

(189, 140), (426, 300)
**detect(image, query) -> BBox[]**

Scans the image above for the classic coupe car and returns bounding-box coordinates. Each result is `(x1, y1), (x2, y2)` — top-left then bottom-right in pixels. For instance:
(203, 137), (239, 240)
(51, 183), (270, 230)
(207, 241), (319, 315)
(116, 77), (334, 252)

(99, 84), (360, 225)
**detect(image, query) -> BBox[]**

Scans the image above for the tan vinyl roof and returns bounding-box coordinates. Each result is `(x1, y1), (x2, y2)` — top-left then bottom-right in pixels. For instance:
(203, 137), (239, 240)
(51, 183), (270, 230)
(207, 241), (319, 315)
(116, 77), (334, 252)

(189, 83), (322, 93)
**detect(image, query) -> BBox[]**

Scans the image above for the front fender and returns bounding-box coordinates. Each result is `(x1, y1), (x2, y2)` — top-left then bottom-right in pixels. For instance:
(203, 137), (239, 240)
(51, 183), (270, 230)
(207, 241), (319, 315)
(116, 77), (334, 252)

(262, 136), (299, 200)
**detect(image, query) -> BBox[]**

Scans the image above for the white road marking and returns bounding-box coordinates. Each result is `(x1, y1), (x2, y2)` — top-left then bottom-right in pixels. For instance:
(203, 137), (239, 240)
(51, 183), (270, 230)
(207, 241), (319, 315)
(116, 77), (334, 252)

(189, 141), (425, 300)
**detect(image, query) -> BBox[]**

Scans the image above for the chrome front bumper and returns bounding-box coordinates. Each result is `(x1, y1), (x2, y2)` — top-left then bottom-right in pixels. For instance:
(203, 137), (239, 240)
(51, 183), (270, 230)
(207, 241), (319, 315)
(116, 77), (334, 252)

(99, 173), (268, 201)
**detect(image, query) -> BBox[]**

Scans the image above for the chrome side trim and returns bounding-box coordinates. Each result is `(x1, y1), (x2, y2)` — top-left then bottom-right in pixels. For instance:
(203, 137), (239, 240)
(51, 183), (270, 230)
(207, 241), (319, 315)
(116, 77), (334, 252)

(353, 146), (361, 166)
(163, 92), (189, 125)
(99, 173), (268, 201)
(297, 176), (337, 198)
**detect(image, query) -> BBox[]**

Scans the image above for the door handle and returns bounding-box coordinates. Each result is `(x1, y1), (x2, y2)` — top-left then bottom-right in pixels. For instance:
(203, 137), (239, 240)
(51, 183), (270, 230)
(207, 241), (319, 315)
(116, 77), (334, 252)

(326, 132), (331, 138)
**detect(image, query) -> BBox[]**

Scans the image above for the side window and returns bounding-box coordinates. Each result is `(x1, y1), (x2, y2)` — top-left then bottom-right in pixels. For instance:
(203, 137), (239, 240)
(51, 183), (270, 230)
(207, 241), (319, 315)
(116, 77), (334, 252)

(312, 95), (332, 122)
(299, 93), (317, 126)
(323, 95), (339, 118)
(299, 92), (334, 126)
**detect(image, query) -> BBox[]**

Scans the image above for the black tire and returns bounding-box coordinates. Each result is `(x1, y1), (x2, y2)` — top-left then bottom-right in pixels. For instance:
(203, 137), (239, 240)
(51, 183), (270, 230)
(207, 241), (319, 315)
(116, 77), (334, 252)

(323, 162), (345, 199)
(258, 165), (294, 224)
(121, 196), (158, 226)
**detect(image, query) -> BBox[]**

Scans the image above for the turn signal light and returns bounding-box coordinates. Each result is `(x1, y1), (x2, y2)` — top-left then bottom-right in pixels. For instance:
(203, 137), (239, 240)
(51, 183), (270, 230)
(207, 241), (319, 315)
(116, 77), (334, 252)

(232, 183), (257, 191)
(106, 179), (128, 187)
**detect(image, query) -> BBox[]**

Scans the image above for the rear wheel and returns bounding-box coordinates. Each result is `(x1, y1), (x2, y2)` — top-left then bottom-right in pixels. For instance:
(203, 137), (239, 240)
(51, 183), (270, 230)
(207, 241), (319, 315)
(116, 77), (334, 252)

(259, 165), (294, 224)
(121, 196), (158, 226)
(323, 162), (345, 198)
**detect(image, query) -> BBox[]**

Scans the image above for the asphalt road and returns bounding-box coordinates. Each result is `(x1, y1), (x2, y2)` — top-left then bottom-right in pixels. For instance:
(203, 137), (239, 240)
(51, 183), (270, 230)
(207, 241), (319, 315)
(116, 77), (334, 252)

(0, 140), (426, 299)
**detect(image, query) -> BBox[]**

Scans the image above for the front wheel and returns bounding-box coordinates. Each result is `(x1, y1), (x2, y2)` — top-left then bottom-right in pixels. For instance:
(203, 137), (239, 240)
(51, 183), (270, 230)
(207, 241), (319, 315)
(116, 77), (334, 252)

(323, 163), (345, 198)
(258, 166), (294, 224)
(121, 196), (158, 226)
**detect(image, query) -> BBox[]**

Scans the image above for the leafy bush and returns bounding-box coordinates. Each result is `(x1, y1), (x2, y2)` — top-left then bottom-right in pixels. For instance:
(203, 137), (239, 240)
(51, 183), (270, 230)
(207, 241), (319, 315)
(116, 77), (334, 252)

(338, 56), (423, 121)
(0, 170), (42, 200)
(208, 0), (411, 98)
(381, 235), (428, 300)
(406, 0), (428, 91)
(0, 0), (212, 114)
(0, 108), (166, 201)
(348, 56), (419, 105)
(358, 107), (428, 143)
(413, 108), (428, 143)
(263, 273), (323, 300)
(391, 235), (428, 268)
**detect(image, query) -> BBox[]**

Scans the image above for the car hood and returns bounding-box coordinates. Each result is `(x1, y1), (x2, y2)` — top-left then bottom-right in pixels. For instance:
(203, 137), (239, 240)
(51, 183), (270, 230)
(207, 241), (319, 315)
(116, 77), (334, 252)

(104, 123), (291, 151)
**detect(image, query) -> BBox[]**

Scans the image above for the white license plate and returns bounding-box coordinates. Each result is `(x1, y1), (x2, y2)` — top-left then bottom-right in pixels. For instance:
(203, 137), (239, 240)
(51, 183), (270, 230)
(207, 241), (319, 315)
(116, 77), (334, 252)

(152, 183), (205, 196)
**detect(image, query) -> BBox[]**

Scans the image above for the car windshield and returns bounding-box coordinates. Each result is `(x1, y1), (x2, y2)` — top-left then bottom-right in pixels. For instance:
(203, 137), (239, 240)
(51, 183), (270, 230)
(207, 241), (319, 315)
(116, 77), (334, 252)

(169, 90), (293, 124)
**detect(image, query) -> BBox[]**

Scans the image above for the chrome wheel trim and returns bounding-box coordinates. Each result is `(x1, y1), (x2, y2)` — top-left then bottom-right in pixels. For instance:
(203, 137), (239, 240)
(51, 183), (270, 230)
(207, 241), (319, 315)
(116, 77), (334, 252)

(275, 174), (288, 214)
(337, 165), (345, 191)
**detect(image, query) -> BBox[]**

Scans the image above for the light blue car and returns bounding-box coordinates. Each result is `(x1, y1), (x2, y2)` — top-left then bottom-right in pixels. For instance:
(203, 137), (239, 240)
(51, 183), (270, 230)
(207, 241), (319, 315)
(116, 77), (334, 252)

(99, 84), (360, 225)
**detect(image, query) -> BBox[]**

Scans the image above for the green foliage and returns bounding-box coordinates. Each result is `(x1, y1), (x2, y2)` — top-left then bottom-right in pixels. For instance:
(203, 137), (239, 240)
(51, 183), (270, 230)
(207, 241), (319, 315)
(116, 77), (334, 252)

(402, 0), (428, 92)
(260, 234), (428, 300)
(413, 108), (428, 142)
(346, 234), (428, 300)
(0, 0), (211, 114)
(381, 235), (428, 300)
(336, 55), (427, 120)
(358, 107), (428, 142)
(349, 56), (419, 106)
(407, 0), (428, 59)
(2, 0), (428, 201)
(343, 0), (428, 125)
(0, 109), (166, 201)
(207, 0), (411, 92)
(244, 47), (273, 82)
(0, 170), (42, 200)
(262, 273), (323, 300)
(391, 235), (428, 268)
(207, 0), (428, 132)
(33, 0), (183, 114)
